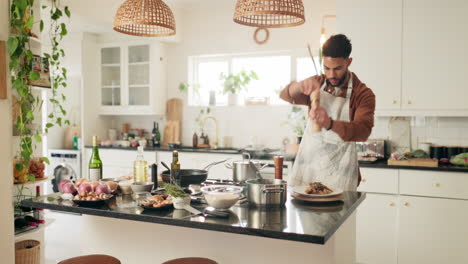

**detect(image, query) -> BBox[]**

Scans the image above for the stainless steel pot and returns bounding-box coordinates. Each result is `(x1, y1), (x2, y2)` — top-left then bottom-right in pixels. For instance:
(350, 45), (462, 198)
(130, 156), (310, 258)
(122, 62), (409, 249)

(245, 179), (287, 207)
(225, 160), (268, 182)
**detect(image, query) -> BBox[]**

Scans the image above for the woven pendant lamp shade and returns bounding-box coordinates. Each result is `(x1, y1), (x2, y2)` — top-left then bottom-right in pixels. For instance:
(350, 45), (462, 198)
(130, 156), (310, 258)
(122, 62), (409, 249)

(233, 0), (305, 28)
(114, 0), (176, 37)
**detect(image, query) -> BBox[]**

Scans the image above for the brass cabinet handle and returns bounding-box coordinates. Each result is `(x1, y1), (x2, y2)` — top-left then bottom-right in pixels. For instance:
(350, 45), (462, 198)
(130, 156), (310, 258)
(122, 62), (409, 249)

(403, 202), (409, 206)
(392, 100), (397, 104)
(389, 202), (395, 207)
(407, 100), (412, 104)
(434, 183), (441, 188)
(361, 178), (366, 182)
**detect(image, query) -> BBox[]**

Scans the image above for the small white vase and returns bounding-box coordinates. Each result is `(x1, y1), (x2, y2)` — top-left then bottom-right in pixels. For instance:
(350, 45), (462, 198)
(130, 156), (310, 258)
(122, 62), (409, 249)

(227, 93), (238, 106)
(173, 196), (191, 209)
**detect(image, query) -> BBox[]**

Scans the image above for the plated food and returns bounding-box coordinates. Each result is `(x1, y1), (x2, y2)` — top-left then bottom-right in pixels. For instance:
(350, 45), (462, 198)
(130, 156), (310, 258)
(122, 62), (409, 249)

(293, 182), (342, 198)
(305, 182), (333, 195)
(139, 194), (173, 209)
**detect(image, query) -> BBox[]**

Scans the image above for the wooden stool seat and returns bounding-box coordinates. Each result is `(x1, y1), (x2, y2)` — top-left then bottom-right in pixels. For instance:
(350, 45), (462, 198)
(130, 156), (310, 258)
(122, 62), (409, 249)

(162, 257), (218, 264)
(58, 254), (121, 264)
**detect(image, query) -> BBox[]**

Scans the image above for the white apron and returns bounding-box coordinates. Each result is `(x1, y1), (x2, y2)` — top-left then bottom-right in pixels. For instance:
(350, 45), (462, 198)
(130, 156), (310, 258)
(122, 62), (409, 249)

(289, 74), (358, 191)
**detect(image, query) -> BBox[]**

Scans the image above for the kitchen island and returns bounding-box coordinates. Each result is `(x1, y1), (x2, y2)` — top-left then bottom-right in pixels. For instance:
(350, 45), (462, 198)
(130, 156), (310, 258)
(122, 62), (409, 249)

(23, 191), (365, 263)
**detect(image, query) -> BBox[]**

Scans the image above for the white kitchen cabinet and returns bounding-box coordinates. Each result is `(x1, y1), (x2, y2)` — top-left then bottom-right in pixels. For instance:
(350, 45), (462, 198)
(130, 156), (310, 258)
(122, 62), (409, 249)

(356, 193), (398, 264)
(401, 0), (468, 111)
(98, 41), (166, 115)
(397, 195), (468, 264)
(84, 148), (156, 179)
(336, 0), (403, 111)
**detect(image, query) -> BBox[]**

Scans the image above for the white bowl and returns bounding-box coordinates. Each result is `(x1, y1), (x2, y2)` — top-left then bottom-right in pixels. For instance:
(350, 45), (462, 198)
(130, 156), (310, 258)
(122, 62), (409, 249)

(131, 182), (153, 193)
(201, 185), (243, 210)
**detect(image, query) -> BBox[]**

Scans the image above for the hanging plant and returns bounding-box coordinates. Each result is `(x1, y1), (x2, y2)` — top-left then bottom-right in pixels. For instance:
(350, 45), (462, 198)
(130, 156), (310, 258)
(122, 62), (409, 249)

(8, 0), (70, 185)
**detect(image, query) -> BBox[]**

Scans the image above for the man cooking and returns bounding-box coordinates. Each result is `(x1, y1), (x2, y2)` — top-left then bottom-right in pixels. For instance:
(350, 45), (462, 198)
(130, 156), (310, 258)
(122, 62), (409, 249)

(280, 34), (375, 191)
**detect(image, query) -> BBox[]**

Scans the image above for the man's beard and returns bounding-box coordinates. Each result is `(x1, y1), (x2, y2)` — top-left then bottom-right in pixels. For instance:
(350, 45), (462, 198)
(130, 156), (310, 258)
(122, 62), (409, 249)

(326, 71), (348, 87)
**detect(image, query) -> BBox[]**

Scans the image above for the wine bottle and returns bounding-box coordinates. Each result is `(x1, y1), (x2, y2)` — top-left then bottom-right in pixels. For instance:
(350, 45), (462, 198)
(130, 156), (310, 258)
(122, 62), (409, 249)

(89, 136), (103, 181)
(154, 122), (161, 147)
(170, 151), (181, 185)
(133, 146), (148, 183)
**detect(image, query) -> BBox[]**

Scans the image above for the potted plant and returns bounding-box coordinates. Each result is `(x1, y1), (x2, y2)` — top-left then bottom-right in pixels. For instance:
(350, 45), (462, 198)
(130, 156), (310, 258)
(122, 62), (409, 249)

(281, 106), (308, 144)
(219, 70), (258, 105)
(163, 183), (190, 209)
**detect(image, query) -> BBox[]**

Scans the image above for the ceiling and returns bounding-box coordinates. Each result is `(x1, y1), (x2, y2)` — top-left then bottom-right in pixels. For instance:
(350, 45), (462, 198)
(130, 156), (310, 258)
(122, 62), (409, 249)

(55, 0), (220, 34)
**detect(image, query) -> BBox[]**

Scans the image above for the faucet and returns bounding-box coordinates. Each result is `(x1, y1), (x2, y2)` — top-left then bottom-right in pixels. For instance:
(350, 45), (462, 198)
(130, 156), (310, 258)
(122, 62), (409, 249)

(201, 116), (219, 149)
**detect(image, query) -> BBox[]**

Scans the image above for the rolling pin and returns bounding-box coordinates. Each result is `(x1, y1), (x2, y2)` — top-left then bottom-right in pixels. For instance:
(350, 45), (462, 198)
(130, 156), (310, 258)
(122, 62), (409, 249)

(310, 89), (321, 131)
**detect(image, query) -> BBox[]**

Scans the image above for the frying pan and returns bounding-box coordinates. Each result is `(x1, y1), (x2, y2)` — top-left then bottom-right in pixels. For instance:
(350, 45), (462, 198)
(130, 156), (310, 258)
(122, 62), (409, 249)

(160, 159), (228, 187)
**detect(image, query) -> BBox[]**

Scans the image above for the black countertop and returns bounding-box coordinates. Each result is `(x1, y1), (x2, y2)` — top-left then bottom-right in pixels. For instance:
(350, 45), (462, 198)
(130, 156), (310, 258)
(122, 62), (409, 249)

(22, 191), (365, 245)
(85, 146), (468, 172)
(85, 145), (297, 161)
(359, 159), (468, 173)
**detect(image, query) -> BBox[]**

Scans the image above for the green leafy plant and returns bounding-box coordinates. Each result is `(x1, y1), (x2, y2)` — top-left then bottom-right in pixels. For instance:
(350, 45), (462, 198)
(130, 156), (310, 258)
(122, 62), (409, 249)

(194, 107), (210, 133)
(281, 106), (308, 137)
(219, 70), (258, 95)
(178, 82), (200, 95)
(8, 0), (70, 181)
(163, 183), (188, 198)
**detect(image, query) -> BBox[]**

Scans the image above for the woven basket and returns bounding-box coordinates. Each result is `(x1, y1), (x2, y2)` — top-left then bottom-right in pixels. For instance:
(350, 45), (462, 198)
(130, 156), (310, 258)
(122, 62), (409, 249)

(114, 0), (176, 37)
(15, 240), (40, 264)
(233, 0), (305, 28)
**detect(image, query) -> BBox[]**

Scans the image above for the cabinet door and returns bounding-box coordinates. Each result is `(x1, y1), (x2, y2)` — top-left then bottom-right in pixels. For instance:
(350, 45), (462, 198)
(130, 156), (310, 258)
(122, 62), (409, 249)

(336, 0), (402, 111)
(127, 45), (150, 106)
(356, 193), (398, 264)
(402, 0), (468, 110)
(398, 196), (468, 264)
(101, 47), (122, 107)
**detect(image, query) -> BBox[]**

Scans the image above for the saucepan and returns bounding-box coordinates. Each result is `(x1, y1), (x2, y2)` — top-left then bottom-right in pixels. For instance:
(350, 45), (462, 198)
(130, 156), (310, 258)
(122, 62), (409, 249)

(160, 159), (228, 187)
(225, 152), (268, 183)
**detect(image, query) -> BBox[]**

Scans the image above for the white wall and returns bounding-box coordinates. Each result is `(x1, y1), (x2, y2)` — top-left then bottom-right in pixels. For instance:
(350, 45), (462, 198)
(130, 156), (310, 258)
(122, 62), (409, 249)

(0, 0), (15, 261)
(111, 0), (337, 148)
(44, 33), (84, 149)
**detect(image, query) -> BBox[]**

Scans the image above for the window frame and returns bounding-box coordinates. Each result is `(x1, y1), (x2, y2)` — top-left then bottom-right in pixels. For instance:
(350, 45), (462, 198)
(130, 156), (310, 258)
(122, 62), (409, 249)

(188, 49), (320, 106)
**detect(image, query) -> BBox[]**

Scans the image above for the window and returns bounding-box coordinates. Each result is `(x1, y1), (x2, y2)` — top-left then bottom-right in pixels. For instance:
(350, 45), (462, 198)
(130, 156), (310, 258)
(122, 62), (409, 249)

(188, 51), (320, 106)
(296, 57), (320, 81)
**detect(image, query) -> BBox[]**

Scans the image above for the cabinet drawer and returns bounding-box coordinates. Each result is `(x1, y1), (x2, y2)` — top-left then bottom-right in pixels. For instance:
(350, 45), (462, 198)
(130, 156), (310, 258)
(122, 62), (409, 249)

(400, 170), (468, 200)
(358, 168), (399, 194)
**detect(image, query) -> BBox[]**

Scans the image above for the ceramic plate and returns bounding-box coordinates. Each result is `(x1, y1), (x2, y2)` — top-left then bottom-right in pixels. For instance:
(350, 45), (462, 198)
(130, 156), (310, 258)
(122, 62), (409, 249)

(293, 185), (343, 198)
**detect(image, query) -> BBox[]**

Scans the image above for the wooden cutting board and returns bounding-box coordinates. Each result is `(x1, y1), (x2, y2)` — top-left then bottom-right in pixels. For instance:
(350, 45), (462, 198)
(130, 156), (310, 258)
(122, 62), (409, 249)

(291, 192), (344, 203)
(388, 158), (438, 167)
(163, 98), (182, 145)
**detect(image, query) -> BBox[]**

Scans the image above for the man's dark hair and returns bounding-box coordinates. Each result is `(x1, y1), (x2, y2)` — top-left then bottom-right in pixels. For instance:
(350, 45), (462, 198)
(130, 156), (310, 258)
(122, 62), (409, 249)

(322, 34), (352, 58)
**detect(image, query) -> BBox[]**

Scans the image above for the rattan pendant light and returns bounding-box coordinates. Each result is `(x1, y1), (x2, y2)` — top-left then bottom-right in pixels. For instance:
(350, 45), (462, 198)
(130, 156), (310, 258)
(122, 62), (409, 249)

(233, 0), (305, 28)
(114, 0), (176, 37)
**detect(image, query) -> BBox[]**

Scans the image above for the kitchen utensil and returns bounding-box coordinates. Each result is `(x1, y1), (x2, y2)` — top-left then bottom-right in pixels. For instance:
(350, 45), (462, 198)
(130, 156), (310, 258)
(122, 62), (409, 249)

(249, 160), (263, 179)
(430, 146), (447, 160)
(163, 98), (182, 145)
(183, 204), (203, 215)
(292, 185), (343, 198)
(151, 163), (158, 190)
(161, 161), (171, 172)
(225, 153), (268, 183)
(387, 158), (438, 167)
(446, 146), (461, 159)
(200, 185), (243, 210)
(245, 179), (287, 207)
(131, 182), (154, 193)
(274, 156), (284, 180)
(160, 159), (226, 187)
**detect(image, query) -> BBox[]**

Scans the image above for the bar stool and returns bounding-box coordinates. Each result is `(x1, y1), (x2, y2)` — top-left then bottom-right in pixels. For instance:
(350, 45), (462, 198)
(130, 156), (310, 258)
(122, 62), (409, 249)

(162, 257), (218, 264)
(58, 254), (121, 264)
